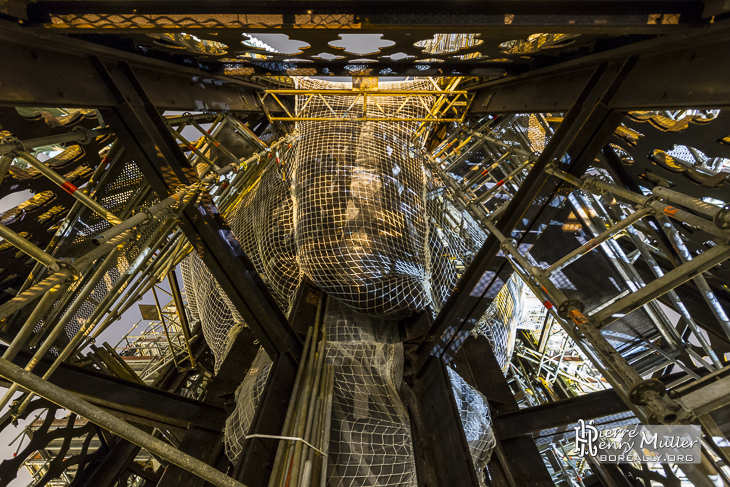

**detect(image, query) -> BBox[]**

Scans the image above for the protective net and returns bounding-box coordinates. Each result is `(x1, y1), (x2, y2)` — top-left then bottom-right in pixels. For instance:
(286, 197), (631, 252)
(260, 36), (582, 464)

(447, 367), (496, 486)
(471, 274), (522, 372)
(321, 298), (414, 487)
(224, 347), (273, 461)
(291, 78), (433, 318)
(187, 79), (518, 373)
(181, 144), (299, 372)
(181, 252), (241, 373)
(425, 173), (488, 312)
(226, 160), (300, 311)
(222, 297), (416, 486)
(190, 78), (513, 485)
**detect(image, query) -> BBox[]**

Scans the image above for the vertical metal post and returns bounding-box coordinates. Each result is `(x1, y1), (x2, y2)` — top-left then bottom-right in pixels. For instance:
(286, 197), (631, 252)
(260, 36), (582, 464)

(572, 192), (681, 348)
(268, 329), (314, 487)
(151, 285), (181, 369)
(622, 224), (721, 367)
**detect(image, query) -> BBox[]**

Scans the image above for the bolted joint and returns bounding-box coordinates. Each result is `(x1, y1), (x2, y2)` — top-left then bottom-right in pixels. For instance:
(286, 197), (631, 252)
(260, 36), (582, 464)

(631, 380), (692, 424)
(581, 175), (602, 194)
(582, 175), (612, 196)
(556, 299), (585, 320)
(71, 126), (93, 145)
(139, 207), (156, 225)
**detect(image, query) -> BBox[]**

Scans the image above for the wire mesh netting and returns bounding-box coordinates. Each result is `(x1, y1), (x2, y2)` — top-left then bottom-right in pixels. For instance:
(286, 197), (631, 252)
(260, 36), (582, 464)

(181, 146), (299, 371)
(190, 78), (517, 485)
(181, 252), (241, 373)
(471, 274), (522, 372)
(447, 367), (496, 486)
(222, 297), (415, 486)
(186, 78), (472, 371)
(227, 160), (300, 311)
(425, 178), (488, 312)
(290, 78), (434, 319)
(185, 79), (520, 374)
(224, 347), (273, 461)
(321, 298), (414, 487)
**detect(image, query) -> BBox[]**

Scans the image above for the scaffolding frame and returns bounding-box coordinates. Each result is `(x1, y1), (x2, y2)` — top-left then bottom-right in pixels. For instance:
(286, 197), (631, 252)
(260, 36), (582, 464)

(0, 12), (730, 487)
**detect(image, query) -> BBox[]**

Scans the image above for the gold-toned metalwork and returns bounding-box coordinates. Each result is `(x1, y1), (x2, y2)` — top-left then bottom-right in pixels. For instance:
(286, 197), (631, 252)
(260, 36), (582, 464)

(46, 13), (359, 30)
(147, 33), (227, 55)
(628, 110), (719, 132)
(48, 13), (286, 30)
(499, 33), (580, 55)
(414, 33), (483, 55)
(259, 87), (471, 123)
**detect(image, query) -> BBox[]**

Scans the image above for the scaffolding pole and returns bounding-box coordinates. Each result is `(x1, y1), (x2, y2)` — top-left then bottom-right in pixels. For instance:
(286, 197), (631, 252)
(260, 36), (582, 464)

(0, 356), (247, 487)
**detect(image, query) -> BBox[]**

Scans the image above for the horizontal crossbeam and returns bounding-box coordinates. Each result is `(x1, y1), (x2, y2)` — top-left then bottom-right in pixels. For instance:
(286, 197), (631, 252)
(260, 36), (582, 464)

(493, 389), (629, 440)
(260, 90), (470, 123)
(2, 346), (226, 432)
(0, 19), (267, 110)
(470, 19), (730, 112)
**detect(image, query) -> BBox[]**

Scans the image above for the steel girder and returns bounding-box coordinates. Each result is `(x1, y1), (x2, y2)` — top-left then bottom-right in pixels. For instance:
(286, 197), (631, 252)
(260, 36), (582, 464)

(418, 60), (634, 365)
(0, 19), (270, 110)
(470, 19), (730, 112)
(93, 61), (301, 360)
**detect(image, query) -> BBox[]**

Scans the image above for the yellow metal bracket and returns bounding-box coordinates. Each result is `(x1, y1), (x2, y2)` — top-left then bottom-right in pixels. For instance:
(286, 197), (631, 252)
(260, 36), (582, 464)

(258, 89), (472, 123)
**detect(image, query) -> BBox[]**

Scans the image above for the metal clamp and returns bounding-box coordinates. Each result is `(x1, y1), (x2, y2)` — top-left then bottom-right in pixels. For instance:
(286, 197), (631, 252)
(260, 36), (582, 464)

(581, 176), (606, 195)
(638, 194), (660, 209)
(138, 207), (157, 225)
(500, 238), (517, 254)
